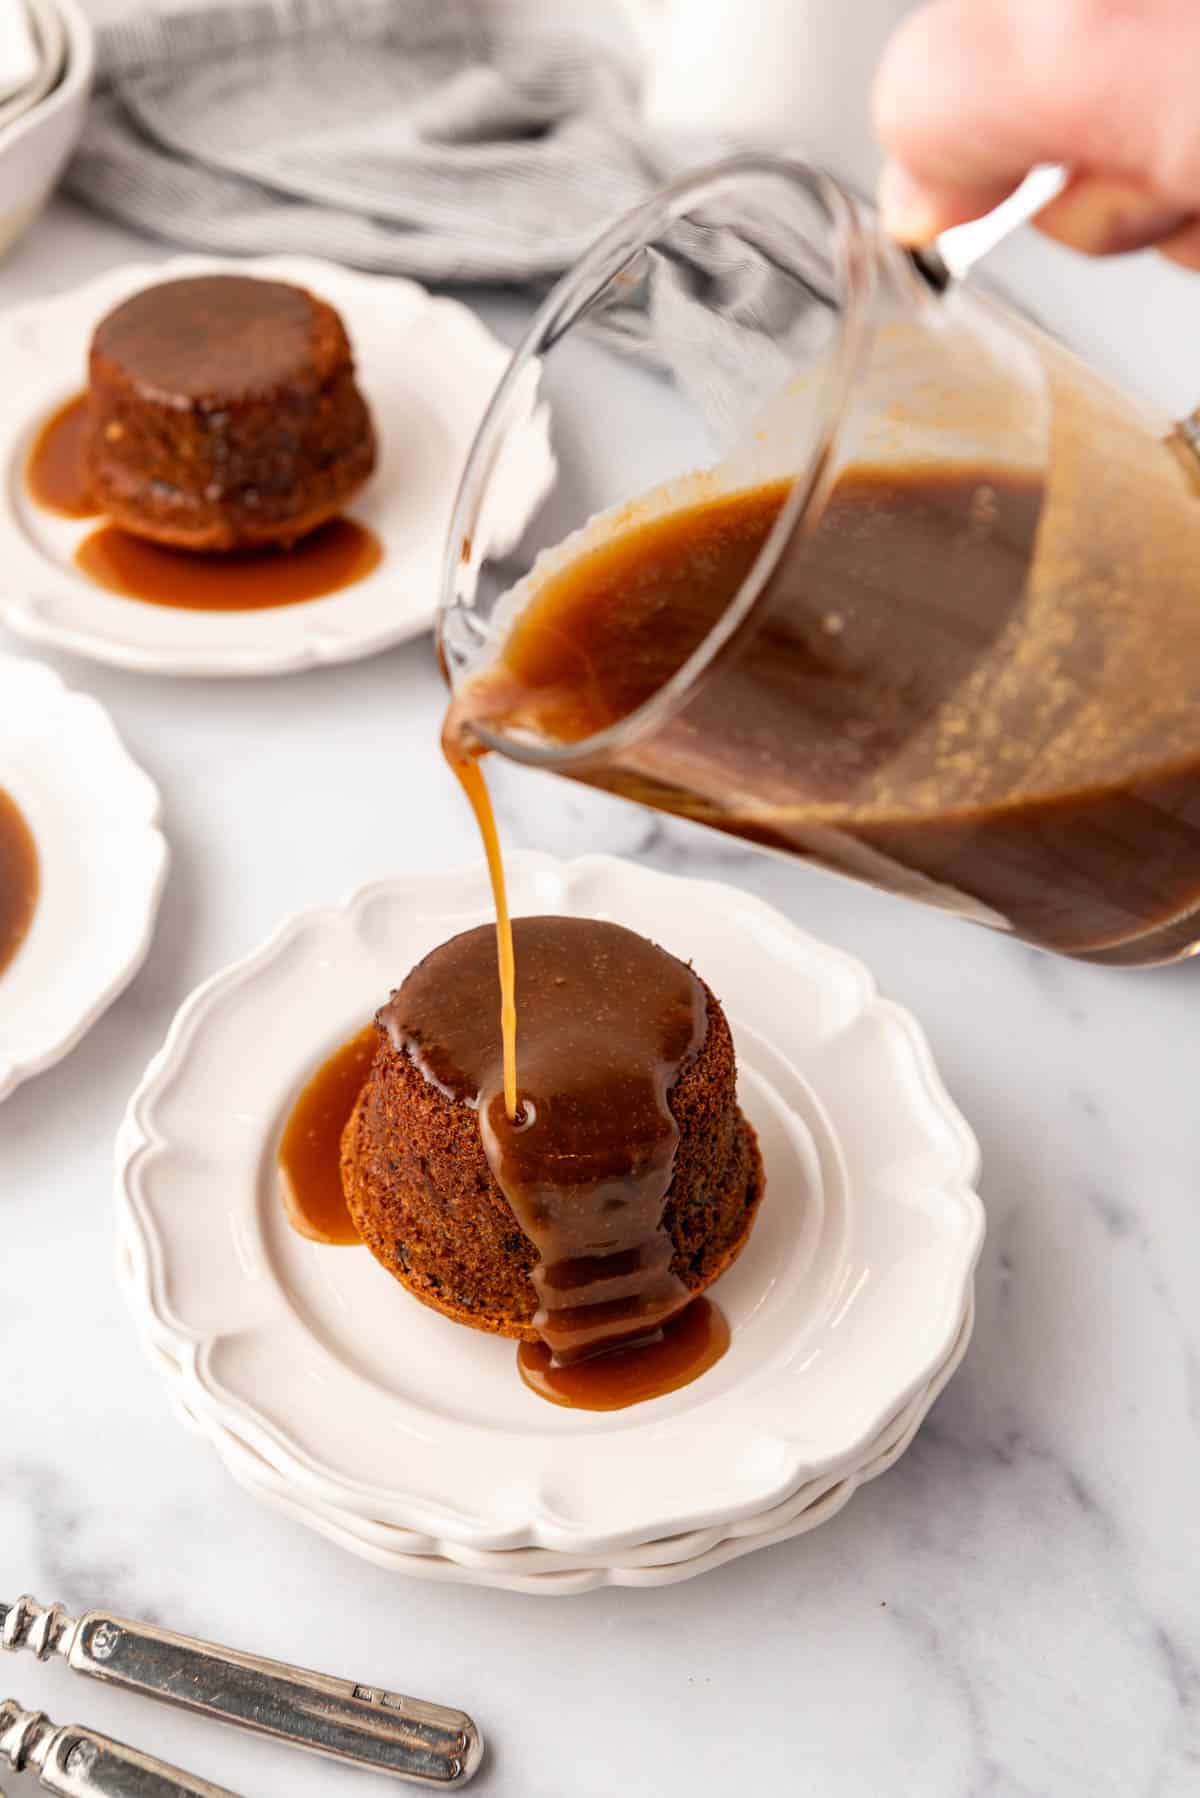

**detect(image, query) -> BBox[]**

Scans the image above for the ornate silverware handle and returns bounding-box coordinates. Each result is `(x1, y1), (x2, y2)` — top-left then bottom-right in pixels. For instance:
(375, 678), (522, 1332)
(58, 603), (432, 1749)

(1, 1697), (241, 1797)
(1, 1600), (482, 1787)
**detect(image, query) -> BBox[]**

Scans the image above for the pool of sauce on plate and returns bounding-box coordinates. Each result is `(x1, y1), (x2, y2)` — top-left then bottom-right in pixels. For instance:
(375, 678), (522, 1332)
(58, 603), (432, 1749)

(0, 787), (38, 977)
(26, 394), (100, 517)
(26, 391), (381, 611)
(278, 1025), (376, 1245)
(75, 517), (381, 611)
(384, 915), (730, 1403)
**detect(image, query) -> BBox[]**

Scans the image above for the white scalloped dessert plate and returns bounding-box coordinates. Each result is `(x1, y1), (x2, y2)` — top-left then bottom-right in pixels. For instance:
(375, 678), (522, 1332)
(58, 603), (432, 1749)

(1, 654), (167, 1101)
(0, 254), (552, 676)
(248, 1297), (973, 1591)
(116, 1216), (964, 1570)
(120, 1236), (972, 1593)
(117, 853), (982, 1556)
(218, 1330), (965, 1592)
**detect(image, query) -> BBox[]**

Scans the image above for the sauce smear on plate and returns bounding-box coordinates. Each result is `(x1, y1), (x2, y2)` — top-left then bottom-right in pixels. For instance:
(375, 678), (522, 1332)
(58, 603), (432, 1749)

(0, 788), (39, 976)
(279, 1025), (375, 1245)
(26, 393), (99, 518)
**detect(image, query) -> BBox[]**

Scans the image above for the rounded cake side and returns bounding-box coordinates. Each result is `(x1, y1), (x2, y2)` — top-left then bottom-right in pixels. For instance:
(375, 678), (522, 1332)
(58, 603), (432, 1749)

(340, 983), (764, 1342)
(83, 276), (377, 551)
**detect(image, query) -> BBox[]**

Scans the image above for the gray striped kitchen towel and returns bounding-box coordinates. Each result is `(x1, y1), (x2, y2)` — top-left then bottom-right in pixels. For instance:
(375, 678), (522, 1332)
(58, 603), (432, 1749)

(66, 0), (708, 284)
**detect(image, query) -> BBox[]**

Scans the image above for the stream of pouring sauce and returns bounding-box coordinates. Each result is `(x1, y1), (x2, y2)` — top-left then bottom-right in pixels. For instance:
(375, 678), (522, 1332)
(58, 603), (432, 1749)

(439, 720), (519, 1121)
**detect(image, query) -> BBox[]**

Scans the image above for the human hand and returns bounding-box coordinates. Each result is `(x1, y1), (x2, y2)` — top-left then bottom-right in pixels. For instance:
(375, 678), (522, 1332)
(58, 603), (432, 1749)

(873, 0), (1200, 267)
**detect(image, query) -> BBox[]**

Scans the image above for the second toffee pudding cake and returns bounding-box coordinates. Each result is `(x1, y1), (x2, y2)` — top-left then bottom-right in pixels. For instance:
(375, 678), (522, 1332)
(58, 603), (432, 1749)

(84, 274), (376, 551)
(340, 916), (764, 1363)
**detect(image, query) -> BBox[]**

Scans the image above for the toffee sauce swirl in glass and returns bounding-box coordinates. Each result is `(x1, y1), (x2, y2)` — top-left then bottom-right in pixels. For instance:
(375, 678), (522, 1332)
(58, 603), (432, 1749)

(440, 155), (1200, 970)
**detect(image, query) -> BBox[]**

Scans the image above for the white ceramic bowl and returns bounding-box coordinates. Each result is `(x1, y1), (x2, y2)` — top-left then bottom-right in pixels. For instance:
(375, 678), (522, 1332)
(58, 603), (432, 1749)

(0, 0), (93, 260)
(0, 0), (65, 137)
(117, 854), (983, 1559)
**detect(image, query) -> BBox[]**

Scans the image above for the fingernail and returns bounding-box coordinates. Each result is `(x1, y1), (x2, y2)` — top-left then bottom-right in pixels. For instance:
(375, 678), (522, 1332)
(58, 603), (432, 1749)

(877, 160), (944, 245)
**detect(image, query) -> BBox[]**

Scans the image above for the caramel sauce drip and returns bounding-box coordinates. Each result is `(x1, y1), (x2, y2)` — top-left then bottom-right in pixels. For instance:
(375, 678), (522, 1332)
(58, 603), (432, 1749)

(26, 394), (100, 517)
(278, 1025), (375, 1245)
(0, 788), (39, 977)
(381, 917), (704, 1366)
(517, 1296), (729, 1410)
(441, 710), (518, 1119)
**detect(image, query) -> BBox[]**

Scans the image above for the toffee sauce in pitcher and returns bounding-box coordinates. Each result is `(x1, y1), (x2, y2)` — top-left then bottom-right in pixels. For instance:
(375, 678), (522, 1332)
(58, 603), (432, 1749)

(448, 389), (1200, 966)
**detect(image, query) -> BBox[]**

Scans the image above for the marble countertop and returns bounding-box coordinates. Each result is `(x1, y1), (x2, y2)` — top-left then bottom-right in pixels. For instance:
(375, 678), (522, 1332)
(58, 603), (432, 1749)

(1, 194), (1198, 1798)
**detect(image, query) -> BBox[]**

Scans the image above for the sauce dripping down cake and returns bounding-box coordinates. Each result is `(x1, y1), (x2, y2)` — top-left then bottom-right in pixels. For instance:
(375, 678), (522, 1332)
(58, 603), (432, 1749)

(338, 917), (763, 1366)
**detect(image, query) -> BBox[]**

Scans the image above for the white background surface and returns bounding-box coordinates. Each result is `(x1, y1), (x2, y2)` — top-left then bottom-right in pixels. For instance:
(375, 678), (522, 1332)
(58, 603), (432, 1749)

(2, 16), (1200, 1793)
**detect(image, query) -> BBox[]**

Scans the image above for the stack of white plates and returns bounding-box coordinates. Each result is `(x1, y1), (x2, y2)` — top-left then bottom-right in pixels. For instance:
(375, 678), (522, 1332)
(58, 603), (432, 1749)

(117, 854), (983, 1594)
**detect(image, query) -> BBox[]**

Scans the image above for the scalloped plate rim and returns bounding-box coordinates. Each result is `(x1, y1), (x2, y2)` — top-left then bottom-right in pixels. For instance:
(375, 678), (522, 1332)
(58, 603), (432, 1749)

(0, 653), (168, 1100)
(116, 851), (983, 1552)
(209, 1293), (974, 1575)
(137, 1289), (974, 1593)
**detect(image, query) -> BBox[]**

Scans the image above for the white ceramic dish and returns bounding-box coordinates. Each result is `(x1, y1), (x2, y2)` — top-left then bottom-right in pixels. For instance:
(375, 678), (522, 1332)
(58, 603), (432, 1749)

(0, 0), (63, 134)
(0, 0), (91, 261)
(0, 653), (167, 1100)
(0, 0), (42, 108)
(0, 253), (552, 675)
(117, 854), (982, 1557)
(124, 1292), (971, 1593)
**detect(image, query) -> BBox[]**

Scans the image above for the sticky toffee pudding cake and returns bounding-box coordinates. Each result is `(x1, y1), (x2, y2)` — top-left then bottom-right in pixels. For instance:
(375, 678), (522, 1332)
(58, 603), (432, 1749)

(339, 917), (764, 1359)
(84, 274), (376, 552)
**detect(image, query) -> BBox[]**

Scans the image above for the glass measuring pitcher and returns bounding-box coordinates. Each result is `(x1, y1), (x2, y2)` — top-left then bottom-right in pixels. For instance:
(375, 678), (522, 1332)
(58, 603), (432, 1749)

(439, 156), (1200, 967)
